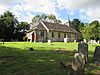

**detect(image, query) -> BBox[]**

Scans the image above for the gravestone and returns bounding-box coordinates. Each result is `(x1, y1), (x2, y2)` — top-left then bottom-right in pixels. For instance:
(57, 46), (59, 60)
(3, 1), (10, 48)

(93, 40), (97, 44)
(97, 41), (100, 44)
(48, 39), (51, 45)
(74, 40), (76, 43)
(71, 53), (86, 75)
(64, 38), (68, 43)
(83, 39), (86, 43)
(93, 46), (100, 65)
(78, 43), (88, 63)
(90, 40), (93, 44)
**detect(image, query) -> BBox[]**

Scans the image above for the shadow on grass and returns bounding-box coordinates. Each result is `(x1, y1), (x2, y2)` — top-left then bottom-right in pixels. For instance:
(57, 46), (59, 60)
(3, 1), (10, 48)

(0, 45), (75, 75)
(0, 45), (99, 75)
(85, 50), (100, 75)
(88, 50), (94, 63)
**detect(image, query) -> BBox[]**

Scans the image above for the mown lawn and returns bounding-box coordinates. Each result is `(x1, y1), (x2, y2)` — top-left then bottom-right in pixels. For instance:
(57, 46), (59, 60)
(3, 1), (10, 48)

(0, 42), (100, 75)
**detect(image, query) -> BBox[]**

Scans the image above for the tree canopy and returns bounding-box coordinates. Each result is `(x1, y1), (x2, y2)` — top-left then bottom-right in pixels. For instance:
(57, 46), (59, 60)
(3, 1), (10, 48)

(0, 11), (18, 41)
(14, 21), (29, 41)
(0, 11), (100, 41)
(0, 11), (29, 41)
(32, 14), (61, 28)
(81, 20), (100, 41)
(71, 18), (84, 32)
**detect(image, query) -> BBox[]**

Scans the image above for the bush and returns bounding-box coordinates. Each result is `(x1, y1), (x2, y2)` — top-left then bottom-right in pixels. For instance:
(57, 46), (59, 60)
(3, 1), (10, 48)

(23, 36), (28, 41)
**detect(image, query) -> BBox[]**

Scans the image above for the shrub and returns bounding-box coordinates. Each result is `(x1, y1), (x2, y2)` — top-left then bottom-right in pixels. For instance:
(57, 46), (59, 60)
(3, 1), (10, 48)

(23, 36), (28, 41)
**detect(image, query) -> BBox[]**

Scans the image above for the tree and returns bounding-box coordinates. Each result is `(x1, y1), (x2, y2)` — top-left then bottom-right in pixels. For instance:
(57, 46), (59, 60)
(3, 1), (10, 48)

(90, 20), (100, 41)
(48, 14), (57, 22)
(71, 18), (85, 40)
(0, 11), (18, 41)
(72, 18), (84, 32)
(32, 14), (61, 27)
(17, 22), (29, 32)
(81, 20), (100, 41)
(41, 14), (48, 21)
(14, 22), (29, 41)
(81, 25), (93, 40)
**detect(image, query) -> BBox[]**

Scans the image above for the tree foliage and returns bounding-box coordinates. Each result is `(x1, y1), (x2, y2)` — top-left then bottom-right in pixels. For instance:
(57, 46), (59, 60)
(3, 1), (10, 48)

(71, 18), (85, 40)
(17, 22), (29, 32)
(47, 14), (61, 23)
(71, 18), (84, 32)
(32, 14), (61, 27)
(0, 11), (18, 41)
(0, 11), (29, 41)
(81, 20), (100, 41)
(14, 21), (29, 41)
(0, 11), (100, 41)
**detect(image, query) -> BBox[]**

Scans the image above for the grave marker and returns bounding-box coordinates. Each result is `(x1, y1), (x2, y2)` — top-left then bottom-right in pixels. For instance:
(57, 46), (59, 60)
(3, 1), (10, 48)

(78, 43), (88, 63)
(93, 46), (100, 65)
(48, 39), (51, 45)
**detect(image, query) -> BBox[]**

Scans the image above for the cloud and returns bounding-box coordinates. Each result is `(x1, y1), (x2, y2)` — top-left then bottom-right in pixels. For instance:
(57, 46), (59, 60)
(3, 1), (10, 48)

(0, 0), (58, 23)
(10, 0), (58, 22)
(85, 8), (100, 20)
(0, 0), (14, 5)
(24, 0), (57, 14)
(0, 6), (7, 14)
(0, 0), (100, 23)
(56, 0), (100, 10)
(56, 0), (100, 21)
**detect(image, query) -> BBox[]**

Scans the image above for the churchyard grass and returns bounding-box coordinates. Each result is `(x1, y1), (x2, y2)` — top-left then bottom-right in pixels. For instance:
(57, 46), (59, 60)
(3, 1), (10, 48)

(0, 42), (99, 75)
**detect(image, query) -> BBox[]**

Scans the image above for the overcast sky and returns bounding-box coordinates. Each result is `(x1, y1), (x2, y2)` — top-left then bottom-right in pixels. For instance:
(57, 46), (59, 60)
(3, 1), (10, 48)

(0, 0), (100, 23)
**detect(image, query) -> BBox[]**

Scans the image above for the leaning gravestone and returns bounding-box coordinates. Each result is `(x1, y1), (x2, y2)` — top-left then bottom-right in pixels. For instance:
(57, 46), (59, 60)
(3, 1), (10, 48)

(93, 46), (100, 65)
(78, 43), (88, 63)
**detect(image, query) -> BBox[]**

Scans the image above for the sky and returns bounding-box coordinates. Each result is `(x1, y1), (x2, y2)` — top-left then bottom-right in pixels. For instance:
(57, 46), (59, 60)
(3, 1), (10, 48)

(0, 0), (100, 23)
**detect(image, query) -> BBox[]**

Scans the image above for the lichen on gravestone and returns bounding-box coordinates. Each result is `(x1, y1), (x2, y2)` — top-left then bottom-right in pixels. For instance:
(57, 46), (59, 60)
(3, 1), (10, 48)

(78, 43), (88, 63)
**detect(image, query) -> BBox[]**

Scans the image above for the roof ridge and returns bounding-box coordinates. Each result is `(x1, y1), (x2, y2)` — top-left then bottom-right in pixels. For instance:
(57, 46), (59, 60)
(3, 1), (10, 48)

(41, 21), (49, 32)
(42, 21), (78, 33)
(42, 21), (62, 24)
(27, 21), (78, 33)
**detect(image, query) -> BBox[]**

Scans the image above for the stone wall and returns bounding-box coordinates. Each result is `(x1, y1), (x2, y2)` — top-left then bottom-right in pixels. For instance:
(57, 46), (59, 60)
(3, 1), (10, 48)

(36, 30), (47, 42)
(49, 31), (77, 42)
(71, 33), (76, 42)
(27, 30), (78, 42)
(49, 31), (65, 42)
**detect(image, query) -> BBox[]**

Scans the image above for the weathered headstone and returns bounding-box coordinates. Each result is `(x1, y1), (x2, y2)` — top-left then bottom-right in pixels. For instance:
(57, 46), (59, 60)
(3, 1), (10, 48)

(81, 41), (83, 43)
(64, 38), (68, 43)
(93, 46), (100, 65)
(97, 41), (100, 44)
(74, 40), (76, 43)
(78, 43), (88, 63)
(83, 39), (86, 43)
(71, 52), (86, 75)
(48, 39), (51, 45)
(90, 39), (93, 44)
(93, 40), (97, 44)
